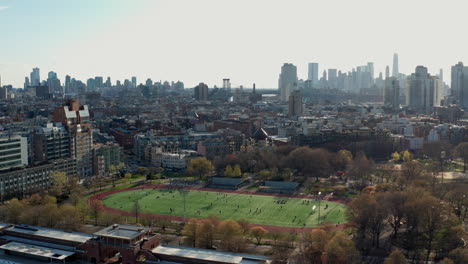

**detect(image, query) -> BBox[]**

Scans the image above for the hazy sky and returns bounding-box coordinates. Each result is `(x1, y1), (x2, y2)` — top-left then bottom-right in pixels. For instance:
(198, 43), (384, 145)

(1, 0), (467, 88)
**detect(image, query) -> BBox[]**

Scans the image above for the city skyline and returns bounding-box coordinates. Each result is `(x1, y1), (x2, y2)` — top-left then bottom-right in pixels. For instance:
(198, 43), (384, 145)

(1, 0), (468, 88)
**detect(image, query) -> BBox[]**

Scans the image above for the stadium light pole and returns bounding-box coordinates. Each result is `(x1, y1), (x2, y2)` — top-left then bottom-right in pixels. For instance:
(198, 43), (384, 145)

(179, 189), (188, 222)
(317, 192), (322, 225)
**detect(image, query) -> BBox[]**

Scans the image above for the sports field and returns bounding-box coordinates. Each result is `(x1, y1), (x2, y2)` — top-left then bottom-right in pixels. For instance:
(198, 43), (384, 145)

(102, 188), (348, 228)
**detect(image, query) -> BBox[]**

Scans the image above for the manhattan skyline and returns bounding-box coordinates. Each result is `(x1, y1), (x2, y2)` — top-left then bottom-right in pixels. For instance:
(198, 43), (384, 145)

(1, 0), (467, 88)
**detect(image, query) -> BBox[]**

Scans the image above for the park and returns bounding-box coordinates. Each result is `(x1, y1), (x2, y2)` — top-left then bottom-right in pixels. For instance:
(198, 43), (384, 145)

(100, 187), (348, 228)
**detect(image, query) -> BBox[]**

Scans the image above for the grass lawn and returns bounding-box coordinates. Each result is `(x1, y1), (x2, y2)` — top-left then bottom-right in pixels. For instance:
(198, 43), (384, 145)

(102, 189), (348, 228)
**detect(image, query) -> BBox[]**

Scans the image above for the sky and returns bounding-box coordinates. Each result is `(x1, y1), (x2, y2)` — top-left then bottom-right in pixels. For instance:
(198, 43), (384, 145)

(1, 0), (468, 88)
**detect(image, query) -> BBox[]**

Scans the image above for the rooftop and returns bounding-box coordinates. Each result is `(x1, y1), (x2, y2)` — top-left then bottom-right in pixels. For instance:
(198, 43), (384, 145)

(5, 224), (95, 244)
(153, 245), (269, 264)
(94, 224), (149, 240)
(0, 242), (74, 260)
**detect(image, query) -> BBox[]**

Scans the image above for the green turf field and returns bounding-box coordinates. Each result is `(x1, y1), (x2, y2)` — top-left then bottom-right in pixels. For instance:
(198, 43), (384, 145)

(102, 189), (348, 227)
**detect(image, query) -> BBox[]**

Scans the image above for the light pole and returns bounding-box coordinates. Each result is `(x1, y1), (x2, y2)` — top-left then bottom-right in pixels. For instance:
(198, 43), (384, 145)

(179, 189), (189, 222)
(317, 192), (322, 225)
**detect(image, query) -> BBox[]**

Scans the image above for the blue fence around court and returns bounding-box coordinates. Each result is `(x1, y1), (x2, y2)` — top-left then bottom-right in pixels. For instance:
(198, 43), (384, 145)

(208, 177), (248, 190)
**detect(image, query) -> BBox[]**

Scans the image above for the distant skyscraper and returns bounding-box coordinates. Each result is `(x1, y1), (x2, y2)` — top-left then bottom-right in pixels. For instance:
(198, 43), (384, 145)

(131, 77), (137, 88)
(432, 76), (444, 107)
(30, 68), (40, 86)
(24, 77), (30, 89)
(105, 77), (112, 87)
(47, 71), (62, 96)
(408, 66), (434, 113)
(222, 79), (231, 91)
(0, 86), (7, 100)
(288, 90), (303, 118)
(392, 53), (399, 77)
(278, 63), (298, 101)
(145, 78), (153, 87)
(328, 69), (338, 88)
(367, 62), (375, 80)
(439, 69), (443, 82)
(87, 78), (95, 92)
(384, 77), (400, 110)
(451, 62), (464, 99)
(308, 63), (319, 85)
(385, 66), (390, 79)
(194, 83), (209, 101)
(451, 62), (468, 108)
(95, 76), (103, 89)
(65, 75), (71, 94)
(48, 71), (57, 79)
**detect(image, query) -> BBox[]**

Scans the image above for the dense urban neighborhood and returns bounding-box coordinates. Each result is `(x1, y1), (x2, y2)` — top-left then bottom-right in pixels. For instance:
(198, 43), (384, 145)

(1, 1), (467, 263)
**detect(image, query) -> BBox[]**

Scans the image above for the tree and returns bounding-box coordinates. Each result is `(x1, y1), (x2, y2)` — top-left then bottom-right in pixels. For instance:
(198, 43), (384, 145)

(101, 213), (123, 227)
(324, 232), (360, 264)
(258, 169), (272, 181)
(455, 142), (468, 172)
(348, 152), (373, 182)
(338, 149), (353, 167)
(270, 231), (283, 246)
(64, 176), (82, 196)
(446, 184), (468, 222)
(250, 226), (268, 245)
(89, 199), (103, 225)
(137, 167), (149, 177)
(284, 147), (332, 180)
(384, 249), (407, 264)
(182, 219), (198, 247)
(188, 157), (215, 180)
(448, 248), (468, 264)
(233, 165), (242, 178)
(217, 220), (243, 252)
(197, 218), (218, 249)
(392, 152), (401, 162)
(236, 218), (251, 235)
(224, 165), (233, 177)
(399, 161), (425, 187)
(423, 141), (453, 162)
(49, 171), (67, 197)
(7, 198), (24, 224)
(297, 228), (330, 264)
(439, 258), (454, 264)
(37, 202), (59, 227)
(381, 191), (408, 239)
(402, 150), (412, 162)
(348, 193), (387, 250)
(55, 204), (81, 231)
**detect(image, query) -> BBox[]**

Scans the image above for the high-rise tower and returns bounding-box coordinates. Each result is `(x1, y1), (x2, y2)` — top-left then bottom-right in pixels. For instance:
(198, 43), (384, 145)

(30, 68), (40, 86)
(278, 63), (298, 102)
(288, 90), (303, 118)
(392, 53), (399, 77)
(384, 77), (400, 110)
(308, 63), (319, 85)
(53, 100), (93, 177)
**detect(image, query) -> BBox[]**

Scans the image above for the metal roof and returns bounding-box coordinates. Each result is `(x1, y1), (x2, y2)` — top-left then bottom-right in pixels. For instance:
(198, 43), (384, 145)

(0, 242), (75, 260)
(94, 224), (149, 240)
(153, 245), (269, 264)
(5, 225), (95, 243)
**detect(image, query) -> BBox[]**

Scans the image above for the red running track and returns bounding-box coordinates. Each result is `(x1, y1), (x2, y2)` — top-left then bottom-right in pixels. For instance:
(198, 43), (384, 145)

(89, 184), (351, 233)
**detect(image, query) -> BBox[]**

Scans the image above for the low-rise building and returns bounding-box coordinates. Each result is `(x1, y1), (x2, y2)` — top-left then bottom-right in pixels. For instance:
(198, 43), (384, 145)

(0, 158), (76, 200)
